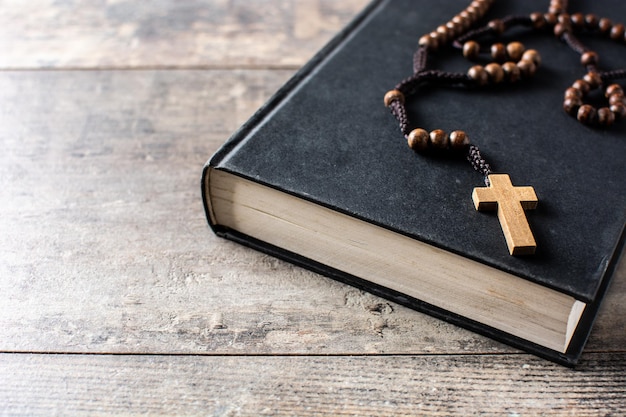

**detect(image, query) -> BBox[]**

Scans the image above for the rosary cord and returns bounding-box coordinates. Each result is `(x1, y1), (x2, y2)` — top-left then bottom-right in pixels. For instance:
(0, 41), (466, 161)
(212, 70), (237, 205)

(413, 46), (429, 74)
(467, 145), (493, 185)
(601, 69), (626, 82)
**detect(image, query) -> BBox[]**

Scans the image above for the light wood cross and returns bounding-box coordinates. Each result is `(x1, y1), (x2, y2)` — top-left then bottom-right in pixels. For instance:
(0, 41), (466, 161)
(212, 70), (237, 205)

(472, 174), (538, 256)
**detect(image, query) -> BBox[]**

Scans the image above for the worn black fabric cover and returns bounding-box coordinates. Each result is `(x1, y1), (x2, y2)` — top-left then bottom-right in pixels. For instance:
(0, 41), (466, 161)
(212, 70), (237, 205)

(203, 0), (626, 365)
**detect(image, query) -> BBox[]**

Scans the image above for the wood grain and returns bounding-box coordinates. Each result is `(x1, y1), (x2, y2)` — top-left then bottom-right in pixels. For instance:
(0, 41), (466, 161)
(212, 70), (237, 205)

(1, 352), (625, 416)
(0, 0), (370, 69)
(1, 0), (625, 414)
(0, 70), (514, 355)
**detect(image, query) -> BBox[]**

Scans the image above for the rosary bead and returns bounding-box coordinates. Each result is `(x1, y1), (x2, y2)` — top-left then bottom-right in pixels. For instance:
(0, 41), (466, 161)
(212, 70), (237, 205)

(502, 62), (521, 83)
(384, 89), (405, 107)
(549, 0), (564, 15)
(584, 14), (599, 30)
(407, 128), (430, 151)
(580, 51), (599, 67)
(430, 31), (444, 48)
(517, 60), (536, 78)
(460, 10), (475, 25)
(436, 25), (452, 44)
(491, 43), (507, 62)
(609, 93), (625, 107)
(449, 130), (470, 149)
(452, 15), (470, 31)
(598, 18), (613, 35)
(446, 21), (462, 37)
(544, 13), (558, 26)
(597, 107), (615, 127)
(605, 84), (624, 97)
(610, 24), (625, 41)
(485, 63), (504, 84)
(506, 42), (525, 62)
(577, 104), (597, 125)
(554, 22), (570, 37)
(571, 13), (585, 30)
(530, 12), (546, 30)
(419, 34), (439, 51)
(488, 19), (505, 35)
(583, 71), (603, 88)
(564, 87), (582, 99)
(468, 65), (489, 86)
(610, 103), (626, 119)
(557, 14), (570, 25)
(522, 49), (541, 67)
(463, 41), (481, 60)
(466, 6), (481, 22)
(563, 97), (582, 115)
(429, 129), (449, 149)
(572, 79), (591, 94)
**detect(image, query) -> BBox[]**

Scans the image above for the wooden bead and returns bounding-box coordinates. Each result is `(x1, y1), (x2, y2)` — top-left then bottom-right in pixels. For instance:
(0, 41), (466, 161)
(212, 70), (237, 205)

(564, 87), (582, 99)
(429, 129), (449, 149)
(383, 90), (404, 107)
(453, 15), (470, 31)
(506, 42), (525, 62)
(430, 31), (444, 47)
(554, 22), (570, 37)
(419, 34), (438, 51)
(577, 104), (597, 124)
(521, 49), (541, 67)
(544, 13), (558, 26)
(436, 25), (452, 44)
(610, 24), (625, 41)
(485, 63), (504, 84)
(597, 107), (615, 127)
(598, 18), (613, 35)
(583, 71), (602, 88)
(460, 10), (474, 25)
(585, 14), (599, 30)
(463, 41), (481, 60)
(502, 62), (521, 83)
(517, 60), (536, 78)
(407, 128), (430, 151)
(468, 65), (488, 86)
(549, 0), (564, 15)
(571, 13), (585, 30)
(446, 21), (462, 37)
(557, 13), (570, 25)
(530, 12), (546, 30)
(563, 97), (582, 115)
(609, 93), (625, 106)
(491, 43), (507, 62)
(572, 79), (590, 94)
(449, 130), (470, 149)
(488, 19), (505, 35)
(605, 84), (624, 97)
(610, 103), (626, 119)
(580, 51), (599, 66)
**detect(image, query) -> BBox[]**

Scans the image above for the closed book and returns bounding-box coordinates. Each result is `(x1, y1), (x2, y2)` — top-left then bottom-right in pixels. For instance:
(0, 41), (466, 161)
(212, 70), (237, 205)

(202, 0), (626, 366)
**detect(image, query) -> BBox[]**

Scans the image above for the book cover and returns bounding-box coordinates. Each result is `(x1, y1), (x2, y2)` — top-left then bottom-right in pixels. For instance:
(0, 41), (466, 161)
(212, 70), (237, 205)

(202, 0), (626, 365)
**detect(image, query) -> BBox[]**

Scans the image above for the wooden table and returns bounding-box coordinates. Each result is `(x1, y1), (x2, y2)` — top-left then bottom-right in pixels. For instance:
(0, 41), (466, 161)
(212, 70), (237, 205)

(1, 1), (624, 415)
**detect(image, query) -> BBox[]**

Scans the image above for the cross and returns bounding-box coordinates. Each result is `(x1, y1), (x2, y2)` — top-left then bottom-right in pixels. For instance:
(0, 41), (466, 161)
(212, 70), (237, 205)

(472, 174), (538, 256)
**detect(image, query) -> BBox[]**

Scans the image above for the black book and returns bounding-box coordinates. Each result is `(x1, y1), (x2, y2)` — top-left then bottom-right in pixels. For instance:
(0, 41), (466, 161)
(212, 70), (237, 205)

(202, 0), (626, 366)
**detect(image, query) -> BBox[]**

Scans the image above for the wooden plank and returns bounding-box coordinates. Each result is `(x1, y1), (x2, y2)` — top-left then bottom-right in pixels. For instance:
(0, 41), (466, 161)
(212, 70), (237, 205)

(0, 0), (370, 69)
(1, 69), (624, 357)
(1, 352), (625, 416)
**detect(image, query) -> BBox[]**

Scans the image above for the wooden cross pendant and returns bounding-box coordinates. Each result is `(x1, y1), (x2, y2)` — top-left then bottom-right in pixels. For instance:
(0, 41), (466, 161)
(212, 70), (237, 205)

(472, 174), (538, 256)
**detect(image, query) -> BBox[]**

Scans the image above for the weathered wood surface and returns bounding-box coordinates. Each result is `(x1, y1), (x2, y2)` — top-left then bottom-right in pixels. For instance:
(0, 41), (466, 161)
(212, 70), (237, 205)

(1, 0), (625, 415)
(0, 0), (369, 69)
(2, 352), (626, 416)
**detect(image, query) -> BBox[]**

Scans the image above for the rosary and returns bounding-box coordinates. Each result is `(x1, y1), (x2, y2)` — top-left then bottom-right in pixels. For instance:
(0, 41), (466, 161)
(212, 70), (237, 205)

(384, 0), (626, 255)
